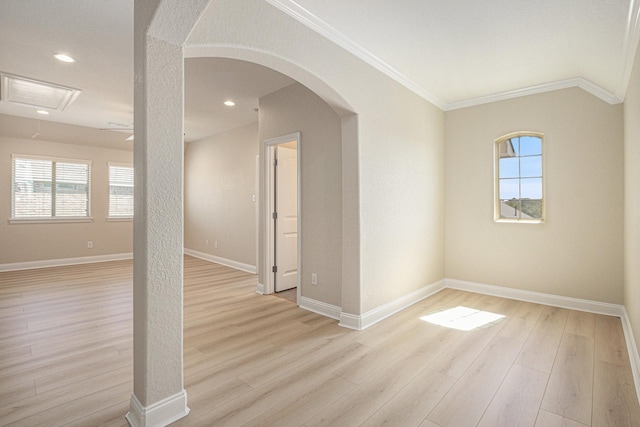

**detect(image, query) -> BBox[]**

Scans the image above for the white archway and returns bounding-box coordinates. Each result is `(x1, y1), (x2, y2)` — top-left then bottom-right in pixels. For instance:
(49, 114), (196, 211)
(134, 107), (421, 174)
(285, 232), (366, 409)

(132, 2), (361, 425)
(185, 46), (361, 314)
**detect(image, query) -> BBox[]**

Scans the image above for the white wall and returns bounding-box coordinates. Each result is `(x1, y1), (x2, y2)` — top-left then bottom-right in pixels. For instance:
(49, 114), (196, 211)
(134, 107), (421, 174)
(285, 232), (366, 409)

(625, 47), (640, 353)
(188, 0), (446, 315)
(259, 83), (343, 306)
(445, 87), (624, 303)
(184, 122), (259, 268)
(0, 137), (133, 267)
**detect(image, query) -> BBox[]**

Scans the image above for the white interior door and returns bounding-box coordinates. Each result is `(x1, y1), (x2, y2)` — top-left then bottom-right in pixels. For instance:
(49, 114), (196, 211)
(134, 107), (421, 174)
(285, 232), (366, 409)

(275, 146), (298, 292)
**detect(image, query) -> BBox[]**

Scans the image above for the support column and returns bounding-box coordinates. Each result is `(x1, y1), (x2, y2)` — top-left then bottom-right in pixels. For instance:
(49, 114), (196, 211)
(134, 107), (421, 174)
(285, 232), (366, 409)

(128, 1), (211, 425)
(127, 14), (188, 427)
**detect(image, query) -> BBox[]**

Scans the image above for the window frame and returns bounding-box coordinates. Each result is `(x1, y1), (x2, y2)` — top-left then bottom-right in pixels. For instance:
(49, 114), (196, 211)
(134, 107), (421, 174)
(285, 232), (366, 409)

(494, 132), (545, 224)
(107, 162), (134, 221)
(10, 154), (93, 223)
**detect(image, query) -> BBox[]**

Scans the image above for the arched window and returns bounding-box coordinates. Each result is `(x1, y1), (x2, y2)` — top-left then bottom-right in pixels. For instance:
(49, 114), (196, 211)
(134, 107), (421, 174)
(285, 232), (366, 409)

(495, 132), (544, 222)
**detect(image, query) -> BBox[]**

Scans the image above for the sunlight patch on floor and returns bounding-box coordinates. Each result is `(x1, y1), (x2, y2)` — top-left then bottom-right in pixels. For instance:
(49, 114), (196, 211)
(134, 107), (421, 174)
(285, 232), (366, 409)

(420, 306), (505, 331)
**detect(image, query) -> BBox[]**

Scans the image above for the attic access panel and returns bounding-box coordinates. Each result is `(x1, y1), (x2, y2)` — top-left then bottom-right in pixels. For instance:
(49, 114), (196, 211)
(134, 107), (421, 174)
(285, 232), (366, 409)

(0, 73), (81, 112)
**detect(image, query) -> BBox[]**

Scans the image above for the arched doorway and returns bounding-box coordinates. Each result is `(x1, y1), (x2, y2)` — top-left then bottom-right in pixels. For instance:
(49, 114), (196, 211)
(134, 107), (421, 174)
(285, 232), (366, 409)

(184, 47), (360, 319)
(132, 2), (360, 425)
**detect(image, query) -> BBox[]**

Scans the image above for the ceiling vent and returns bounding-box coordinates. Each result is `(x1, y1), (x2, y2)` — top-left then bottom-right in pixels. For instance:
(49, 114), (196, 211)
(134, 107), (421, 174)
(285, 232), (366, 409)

(0, 73), (81, 112)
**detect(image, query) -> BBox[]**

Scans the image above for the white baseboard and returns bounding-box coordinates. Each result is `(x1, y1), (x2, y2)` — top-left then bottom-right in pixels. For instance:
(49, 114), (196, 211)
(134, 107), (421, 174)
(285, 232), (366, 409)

(256, 282), (265, 294)
(445, 277), (640, 407)
(183, 248), (257, 274)
(339, 279), (446, 330)
(338, 312), (363, 330)
(445, 278), (625, 317)
(0, 253), (133, 272)
(126, 390), (189, 427)
(620, 307), (640, 408)
(299, 296), (341, 320)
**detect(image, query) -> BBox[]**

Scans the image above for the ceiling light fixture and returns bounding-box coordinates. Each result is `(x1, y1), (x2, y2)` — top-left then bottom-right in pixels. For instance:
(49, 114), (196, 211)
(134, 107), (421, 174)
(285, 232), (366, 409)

(36, 110), (49, 115)
(224, 100), (235, 106)
(53, 53), (75, 63)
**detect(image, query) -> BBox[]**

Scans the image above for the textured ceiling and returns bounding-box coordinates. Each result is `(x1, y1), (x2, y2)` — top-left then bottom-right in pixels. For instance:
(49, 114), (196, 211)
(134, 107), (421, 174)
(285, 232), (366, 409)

(0, 0), (638, 145)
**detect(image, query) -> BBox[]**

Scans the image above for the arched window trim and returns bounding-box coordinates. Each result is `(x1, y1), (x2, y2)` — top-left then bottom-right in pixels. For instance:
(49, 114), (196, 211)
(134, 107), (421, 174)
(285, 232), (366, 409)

(494, 131), (545, 223)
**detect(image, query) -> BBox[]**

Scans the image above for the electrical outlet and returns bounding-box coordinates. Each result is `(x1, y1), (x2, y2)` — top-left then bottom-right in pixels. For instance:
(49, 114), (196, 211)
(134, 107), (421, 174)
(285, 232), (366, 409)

(214, 241), (218, 249)
(87, 241), (93, 249)
(205, 240), (209, 246)
(311, 273), (318, 285)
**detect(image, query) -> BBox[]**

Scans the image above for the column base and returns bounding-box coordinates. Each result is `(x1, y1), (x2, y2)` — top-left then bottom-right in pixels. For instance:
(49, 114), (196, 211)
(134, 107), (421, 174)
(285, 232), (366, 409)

(126, 390), (190, 427)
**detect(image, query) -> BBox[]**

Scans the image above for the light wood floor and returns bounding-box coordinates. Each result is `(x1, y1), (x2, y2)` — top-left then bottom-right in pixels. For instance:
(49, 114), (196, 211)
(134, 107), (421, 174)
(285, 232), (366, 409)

(1, 256), (639, 426)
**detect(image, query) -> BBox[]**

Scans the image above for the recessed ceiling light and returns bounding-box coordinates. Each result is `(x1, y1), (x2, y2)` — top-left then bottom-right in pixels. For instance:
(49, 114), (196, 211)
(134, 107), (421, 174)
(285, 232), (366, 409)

(224, 100), (235, 107)
(36, 110), (49, 115)
(53, 53), (75, 63)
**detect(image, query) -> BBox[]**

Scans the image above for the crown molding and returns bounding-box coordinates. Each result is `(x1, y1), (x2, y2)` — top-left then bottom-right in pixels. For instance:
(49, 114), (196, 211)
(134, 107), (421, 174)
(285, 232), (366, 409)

(444, 78), (622, 111)
(264, 0), (446, 109)
(265, 0), (629, 111)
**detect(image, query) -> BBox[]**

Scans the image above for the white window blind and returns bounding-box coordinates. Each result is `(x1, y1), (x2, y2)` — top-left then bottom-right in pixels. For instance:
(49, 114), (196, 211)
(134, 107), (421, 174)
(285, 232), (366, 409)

(108, 163), (134, 218)
(12, 155), (91, 219)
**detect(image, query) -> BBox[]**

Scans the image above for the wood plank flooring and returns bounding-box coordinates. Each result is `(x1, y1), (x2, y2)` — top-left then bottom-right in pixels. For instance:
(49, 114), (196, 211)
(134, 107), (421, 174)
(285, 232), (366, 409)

(0, 255), (639, 426)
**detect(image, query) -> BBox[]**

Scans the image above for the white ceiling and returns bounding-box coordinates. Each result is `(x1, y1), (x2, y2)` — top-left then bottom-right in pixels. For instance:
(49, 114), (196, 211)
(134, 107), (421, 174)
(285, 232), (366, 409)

(0, 1), (134, 136)
(0, 0), (638, 146)
(184, 58), (294, 142)
(0, 1), (293, 146)
(269, 0), (640, 108)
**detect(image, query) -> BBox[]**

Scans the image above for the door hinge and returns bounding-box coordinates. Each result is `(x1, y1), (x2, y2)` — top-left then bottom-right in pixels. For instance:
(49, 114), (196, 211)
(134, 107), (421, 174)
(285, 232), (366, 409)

(272, 265), (277, 273)
(274, 158), (278, 166)
(272, 212), (278, 220)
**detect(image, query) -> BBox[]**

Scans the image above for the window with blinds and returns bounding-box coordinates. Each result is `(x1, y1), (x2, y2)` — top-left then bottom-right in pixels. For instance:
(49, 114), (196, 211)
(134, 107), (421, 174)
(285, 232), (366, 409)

(108, 163), (133, 218)
(12, 155), (91, 219)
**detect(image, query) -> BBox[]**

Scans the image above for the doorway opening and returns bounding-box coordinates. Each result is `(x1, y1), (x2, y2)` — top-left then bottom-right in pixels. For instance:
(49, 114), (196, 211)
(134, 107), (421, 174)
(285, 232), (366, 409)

(263, 132), (301, 303)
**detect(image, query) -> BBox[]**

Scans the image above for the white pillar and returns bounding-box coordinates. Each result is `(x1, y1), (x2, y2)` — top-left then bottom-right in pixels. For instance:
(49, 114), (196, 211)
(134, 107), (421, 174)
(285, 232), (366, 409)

(127, 31), (189, 427)
(128, 0), (211, 425)
(127, 37), (189, 426)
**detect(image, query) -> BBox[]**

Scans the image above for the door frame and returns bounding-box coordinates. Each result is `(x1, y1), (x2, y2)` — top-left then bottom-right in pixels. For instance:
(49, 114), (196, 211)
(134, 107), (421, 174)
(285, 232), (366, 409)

(263, 132), (301, 299)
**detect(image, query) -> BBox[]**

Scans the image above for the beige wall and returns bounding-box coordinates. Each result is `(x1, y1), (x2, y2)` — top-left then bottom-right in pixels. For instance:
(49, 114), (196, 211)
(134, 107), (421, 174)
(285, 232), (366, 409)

(625, 47), (640, 352)
(259, 83), (343, 306)
(184, 122), (259, 267)
(445, 87), (624, 303)
(357, 83), (445, 312)
(189, 0), (446, 315)
(0, 136), (133, 266)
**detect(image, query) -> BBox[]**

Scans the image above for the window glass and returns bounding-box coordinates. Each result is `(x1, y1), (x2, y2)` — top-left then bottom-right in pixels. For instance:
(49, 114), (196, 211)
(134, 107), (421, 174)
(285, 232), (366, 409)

(108, 164), (134, 218)
(495, 134), (543, 222)
(12, 156), (91, 219)
(55, 162), (90, 217)
(499, 157), (519, 178)
(520, 156), (542, 178)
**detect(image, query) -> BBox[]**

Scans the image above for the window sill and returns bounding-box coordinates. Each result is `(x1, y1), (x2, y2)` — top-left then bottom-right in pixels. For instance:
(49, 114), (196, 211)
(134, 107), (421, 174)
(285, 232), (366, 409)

(495, 218), (544, 224)
(107, 217), (133, 222)
(9, 217), (94, 224)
